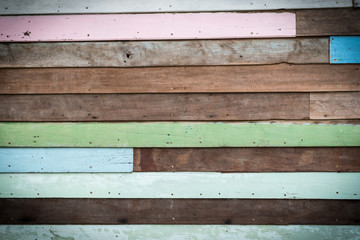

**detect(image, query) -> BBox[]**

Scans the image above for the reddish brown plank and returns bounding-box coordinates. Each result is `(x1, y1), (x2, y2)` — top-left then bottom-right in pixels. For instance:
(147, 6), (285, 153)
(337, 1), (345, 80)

(310, 92), (360, 120)
(296, 8), (360, 36)
(134, 148), (360, 172)
(0, 93), (309, 121)
(1, 65), (359, 94)
(0, 199), (358, 225)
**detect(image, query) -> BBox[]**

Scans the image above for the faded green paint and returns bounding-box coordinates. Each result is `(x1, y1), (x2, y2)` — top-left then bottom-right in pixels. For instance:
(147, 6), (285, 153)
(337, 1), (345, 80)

(0, 225), (359, 240)
(0, 122), (359, 147)
(0, 172), (359, 199)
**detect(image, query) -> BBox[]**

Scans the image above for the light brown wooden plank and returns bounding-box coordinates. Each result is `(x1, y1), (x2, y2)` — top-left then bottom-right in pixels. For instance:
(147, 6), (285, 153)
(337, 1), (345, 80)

(0, 199), (359, 225)
(134, 148), (360, 172)
(296, 8), (360, 36)
(310, 92), (360, 119)
(0, 93), (310, 121)
(1, 64), (359, 94)
(0, 38), (328, 68)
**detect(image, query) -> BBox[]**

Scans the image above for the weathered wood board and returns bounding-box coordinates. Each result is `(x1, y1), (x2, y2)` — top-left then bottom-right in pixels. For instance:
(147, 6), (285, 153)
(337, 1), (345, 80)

(1, 225), (360, 240)
(1, 64), (359, 94)
(310, 92), (360, 119)
(134, 148), (360, 172)
(0, 172), (359, 199)
(0, 93), (309, 121)
(0, 38), (329, 68)
(0, 199), (359, 225)
(355, 0), (360, 7)
(1, 122), (359, 147)
(0, 13), (295, 42)
(296, 9), (360, 36)
(1, 122), (360, 147)
(0, 0), (353, 14)
(330, 36), (360, 63)
(0, 148), (133, 173)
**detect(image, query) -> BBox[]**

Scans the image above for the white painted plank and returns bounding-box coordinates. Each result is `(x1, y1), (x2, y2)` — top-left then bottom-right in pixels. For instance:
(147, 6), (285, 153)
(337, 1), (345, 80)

(0, 225), (359, 240)
(0, 148), (133, 173)
(0, 0), (353, 15)
(0, 172), (359, 199)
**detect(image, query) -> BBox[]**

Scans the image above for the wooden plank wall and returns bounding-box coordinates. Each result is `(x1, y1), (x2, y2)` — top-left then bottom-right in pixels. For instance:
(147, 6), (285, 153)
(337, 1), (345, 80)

(0, 1), (359, 239)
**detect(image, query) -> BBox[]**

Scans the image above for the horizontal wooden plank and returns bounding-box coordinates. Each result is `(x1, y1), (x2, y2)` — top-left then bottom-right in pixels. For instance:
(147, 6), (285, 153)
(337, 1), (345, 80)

(1, 64), (360, 94)
(0, 93), (309, 121)
(0, 148), (133, 173)
(2, 226), (360, 240)
(355, 0), (360, 7)
(0, 0), (353, 15)
(1, 122), (359, 147)
(0, 13), (295, 42)
(0, 38), (329, 68)
(330, 36), (360, 63)
(134, 148), (360, 172)
(311, 92), (360, 119)
(0, 172), (359, 199)
(296, 9), (360, 36)
(0, 199), (359, 224)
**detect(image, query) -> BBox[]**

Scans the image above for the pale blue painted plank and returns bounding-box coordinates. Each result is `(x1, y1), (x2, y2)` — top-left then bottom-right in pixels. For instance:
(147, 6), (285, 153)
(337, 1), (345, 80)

(330, 36), (360, 63)
(1, 225), (360, 240)
(0, 172), (359, 199)
(0, 148), (133, 172)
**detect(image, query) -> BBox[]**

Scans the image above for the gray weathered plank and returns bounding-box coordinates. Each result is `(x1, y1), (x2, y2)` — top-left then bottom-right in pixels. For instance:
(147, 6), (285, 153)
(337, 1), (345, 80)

(0, 38), (329, 68)
(0, 0), (353, 15)
(310, 92), (360, 119)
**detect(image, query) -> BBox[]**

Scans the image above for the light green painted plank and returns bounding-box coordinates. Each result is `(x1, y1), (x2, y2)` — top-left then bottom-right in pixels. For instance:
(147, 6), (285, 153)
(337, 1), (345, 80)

(0, 172), (359, 199)
(0, 122), (359, 147)
(0, 225), (359, 240)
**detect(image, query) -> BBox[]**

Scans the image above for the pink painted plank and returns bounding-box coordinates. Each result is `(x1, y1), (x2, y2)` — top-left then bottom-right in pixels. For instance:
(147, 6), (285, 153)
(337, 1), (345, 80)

(0, 13), (295, 42)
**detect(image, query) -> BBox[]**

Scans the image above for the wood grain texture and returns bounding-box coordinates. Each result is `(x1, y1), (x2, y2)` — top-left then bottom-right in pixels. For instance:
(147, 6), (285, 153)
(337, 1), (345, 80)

(133, 148), (360, 172)
(0, 13), (295, 42)
(310, 92), (360, 119)
(0, 38), (329, 68)
(296, 9), (360, 36)
(0, 199), (359, 224)
(0, 0), (353, 14)
(1, 226), (360, 240)
(0, 148), (133, 173)
(0, 93), (310, 121)
(330, 36), (360, 63)
(1, 64), (360, 94)
(1, 122), (360, 147)
(2, 226), (360, 240)
(0, 172), (359, 199)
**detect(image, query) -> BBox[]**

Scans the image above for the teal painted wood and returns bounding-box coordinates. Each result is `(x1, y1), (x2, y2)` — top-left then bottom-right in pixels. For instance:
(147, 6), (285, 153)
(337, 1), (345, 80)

(330, 36), (360, 63)
(1, 122), (359, 147)
(0, 172), (358, 199)
(0, 225), (359, 240)
(0, 148), (133, 173)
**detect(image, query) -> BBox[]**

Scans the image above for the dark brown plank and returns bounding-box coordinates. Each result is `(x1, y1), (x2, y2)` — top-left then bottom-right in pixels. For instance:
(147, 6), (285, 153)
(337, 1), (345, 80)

(310, 92), (360, 119)
(134, 148), (360, 172)
(0, 199), (358, 225)
(1, 64), (359, 94)
(297, 9), (360, 36)
(0, 93), (309, 121)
